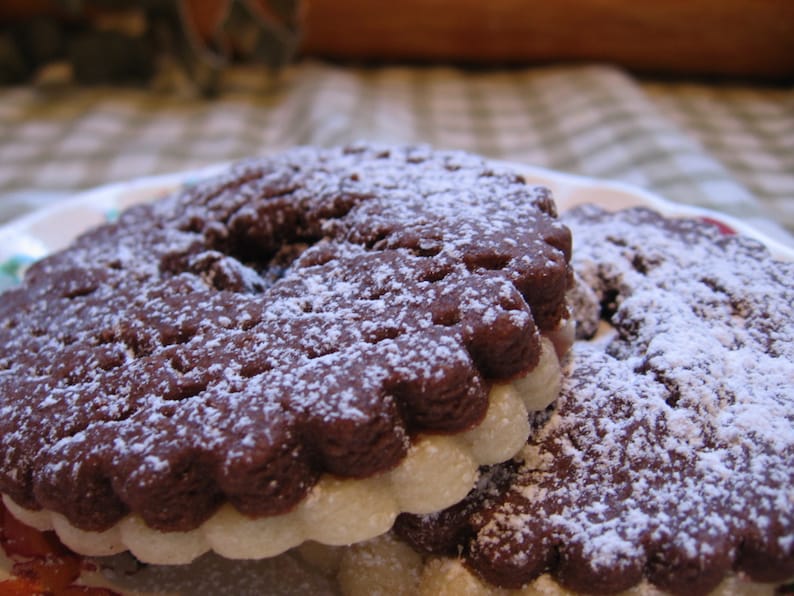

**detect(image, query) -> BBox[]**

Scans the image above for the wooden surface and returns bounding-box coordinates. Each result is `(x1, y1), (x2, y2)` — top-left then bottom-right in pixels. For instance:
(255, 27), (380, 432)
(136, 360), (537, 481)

(299, 0), (794, 80)
(2, 1), (792, 80)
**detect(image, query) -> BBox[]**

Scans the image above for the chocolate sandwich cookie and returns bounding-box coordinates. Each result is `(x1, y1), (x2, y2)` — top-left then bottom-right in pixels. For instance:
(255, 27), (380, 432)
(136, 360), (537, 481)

(0, 144), (573, 563)
(347, 206), (794, 595)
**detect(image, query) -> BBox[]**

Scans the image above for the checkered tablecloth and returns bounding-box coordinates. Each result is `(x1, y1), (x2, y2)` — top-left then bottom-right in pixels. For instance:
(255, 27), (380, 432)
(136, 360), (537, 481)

(1, 62), (792, 246)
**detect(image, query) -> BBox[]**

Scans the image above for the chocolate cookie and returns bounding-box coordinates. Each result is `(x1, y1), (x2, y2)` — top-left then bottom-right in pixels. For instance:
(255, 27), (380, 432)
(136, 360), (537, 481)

(0, 144), (573, 561)
(392, 206), (794, 594)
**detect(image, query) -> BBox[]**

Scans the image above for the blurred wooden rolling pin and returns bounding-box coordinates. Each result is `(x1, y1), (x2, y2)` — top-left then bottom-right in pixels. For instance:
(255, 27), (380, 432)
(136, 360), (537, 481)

(300, 0), (794, 80)
(2, 0), (792, 80)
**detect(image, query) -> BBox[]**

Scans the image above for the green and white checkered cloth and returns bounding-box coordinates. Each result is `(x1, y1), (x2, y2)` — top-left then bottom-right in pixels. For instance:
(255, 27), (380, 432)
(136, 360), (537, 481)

(0, 62), (792, 246)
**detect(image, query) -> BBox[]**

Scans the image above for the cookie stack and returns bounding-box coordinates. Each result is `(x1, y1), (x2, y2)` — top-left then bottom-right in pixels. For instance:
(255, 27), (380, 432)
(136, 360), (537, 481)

(0, 144), (573, 565)
(1, 146), (792, 595)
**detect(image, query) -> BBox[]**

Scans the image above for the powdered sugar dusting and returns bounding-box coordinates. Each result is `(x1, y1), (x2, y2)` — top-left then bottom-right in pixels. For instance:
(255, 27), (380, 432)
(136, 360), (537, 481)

(457, 206), (794, 592)
(0, 144), (572, 534)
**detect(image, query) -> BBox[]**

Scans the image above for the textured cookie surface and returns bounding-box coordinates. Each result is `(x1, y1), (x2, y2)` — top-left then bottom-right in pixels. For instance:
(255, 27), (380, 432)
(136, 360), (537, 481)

(0, 144), (572, 534)
(395, 206), (794, 594)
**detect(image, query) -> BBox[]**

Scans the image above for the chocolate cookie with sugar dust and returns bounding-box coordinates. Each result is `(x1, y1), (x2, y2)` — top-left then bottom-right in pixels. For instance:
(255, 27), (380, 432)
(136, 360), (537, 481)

(0, 144), (574, 564)
(335, 206), (794, 595)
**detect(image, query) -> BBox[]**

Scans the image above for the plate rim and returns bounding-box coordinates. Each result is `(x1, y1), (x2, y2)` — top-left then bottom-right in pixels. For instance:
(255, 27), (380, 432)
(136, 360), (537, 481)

(1, 160), (792, 270)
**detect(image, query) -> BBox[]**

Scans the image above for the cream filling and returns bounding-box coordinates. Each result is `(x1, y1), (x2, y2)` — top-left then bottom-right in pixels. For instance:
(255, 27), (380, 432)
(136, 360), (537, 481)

(4, 334), (566, 565)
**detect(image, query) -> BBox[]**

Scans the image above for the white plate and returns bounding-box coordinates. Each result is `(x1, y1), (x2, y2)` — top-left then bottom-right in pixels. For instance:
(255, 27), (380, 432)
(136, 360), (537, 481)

(1, 161), (792, 291)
